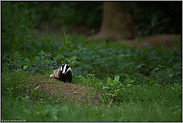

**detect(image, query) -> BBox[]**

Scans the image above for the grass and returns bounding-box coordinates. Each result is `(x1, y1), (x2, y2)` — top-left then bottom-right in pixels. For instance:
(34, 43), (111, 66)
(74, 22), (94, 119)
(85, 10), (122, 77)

(2, 86), (181, 122)
(1, 70), (182, 122)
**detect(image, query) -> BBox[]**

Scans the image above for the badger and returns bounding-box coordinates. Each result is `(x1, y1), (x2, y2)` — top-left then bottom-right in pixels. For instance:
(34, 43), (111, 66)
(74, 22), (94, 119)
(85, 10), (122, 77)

(50, 64), (72, 83)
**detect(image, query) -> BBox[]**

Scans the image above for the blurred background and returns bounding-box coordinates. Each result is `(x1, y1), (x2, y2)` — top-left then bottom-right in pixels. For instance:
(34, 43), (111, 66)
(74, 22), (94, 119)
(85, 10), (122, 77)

(2, 1), (182, 58)
(2, 1), (182, 37)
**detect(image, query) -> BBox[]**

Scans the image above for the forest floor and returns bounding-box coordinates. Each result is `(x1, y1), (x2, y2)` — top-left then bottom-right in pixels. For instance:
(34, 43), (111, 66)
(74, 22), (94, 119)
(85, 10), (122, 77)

(34, 25), (181, 50)
(32, 24), (181, 107)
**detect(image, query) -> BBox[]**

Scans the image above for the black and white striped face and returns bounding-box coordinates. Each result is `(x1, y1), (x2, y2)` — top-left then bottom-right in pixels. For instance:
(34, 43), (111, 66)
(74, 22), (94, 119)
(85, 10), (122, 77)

(61, 64), (72, 75)
(50, 64), (72, 83)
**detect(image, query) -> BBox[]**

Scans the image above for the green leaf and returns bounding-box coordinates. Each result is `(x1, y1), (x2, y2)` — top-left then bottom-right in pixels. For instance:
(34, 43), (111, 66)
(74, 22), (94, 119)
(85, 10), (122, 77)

(23, 65), (28, 69)
(107, 77), (113, 84)
(34, 85), (40, 91)
(136, 64), (145, 69)
(171, 87), (176, 91)
(114, 76), (120, 82)
(152, 67), (159, 72)
(22, 96), (29, 101)
(99, 94), (105, 103)
(127, 84), (132, 87)
(102, 86), (109, 90)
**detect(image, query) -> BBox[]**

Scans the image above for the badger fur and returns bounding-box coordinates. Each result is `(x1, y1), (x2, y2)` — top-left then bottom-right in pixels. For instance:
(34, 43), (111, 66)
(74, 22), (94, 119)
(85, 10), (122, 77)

(50, 64), (72, 83)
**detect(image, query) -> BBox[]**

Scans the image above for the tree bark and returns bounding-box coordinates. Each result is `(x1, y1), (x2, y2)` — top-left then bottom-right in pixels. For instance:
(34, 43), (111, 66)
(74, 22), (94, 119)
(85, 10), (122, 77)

(87, 2), (138, 41)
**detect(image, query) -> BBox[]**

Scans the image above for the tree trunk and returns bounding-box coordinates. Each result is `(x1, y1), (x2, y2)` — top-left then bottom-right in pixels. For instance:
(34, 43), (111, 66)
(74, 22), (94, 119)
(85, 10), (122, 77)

(87, 2), (138, 41)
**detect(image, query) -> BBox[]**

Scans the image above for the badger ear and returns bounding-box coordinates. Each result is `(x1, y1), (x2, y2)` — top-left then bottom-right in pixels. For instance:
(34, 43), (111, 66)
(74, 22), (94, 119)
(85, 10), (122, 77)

(68, 65), (70, 67)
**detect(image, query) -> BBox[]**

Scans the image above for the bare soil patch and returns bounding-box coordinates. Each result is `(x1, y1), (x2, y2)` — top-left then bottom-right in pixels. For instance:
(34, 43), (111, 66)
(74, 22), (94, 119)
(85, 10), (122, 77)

(124, 34), (181, 50)
(26, 76), (103, 107)
(34, 25), (100, 37)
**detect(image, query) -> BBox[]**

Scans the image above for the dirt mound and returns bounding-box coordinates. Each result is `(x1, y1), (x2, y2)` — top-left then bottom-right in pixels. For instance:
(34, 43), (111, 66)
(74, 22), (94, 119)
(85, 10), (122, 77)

(27, 76), (103, 107)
